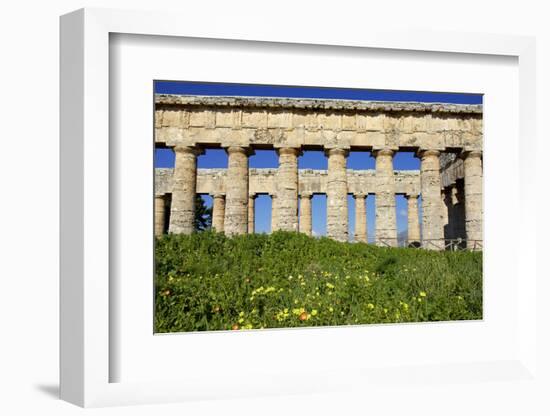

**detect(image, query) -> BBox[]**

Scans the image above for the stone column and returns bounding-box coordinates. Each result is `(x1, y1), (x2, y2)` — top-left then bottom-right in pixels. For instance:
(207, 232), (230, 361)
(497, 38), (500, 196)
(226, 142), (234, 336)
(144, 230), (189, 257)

(406, 194), (421, 245)
(374, 149), (397, 246)
(442, 187), (453, 240)
(248, 194), (256, 234)
(212, 193), (226, 233)
(271, 194), (278, 233)
(224, 146), (250, 236)
(154, 195), (166, 237)
(418, 149), (444, 250)
(325, 148), (349, 242)
(169, 145), (202, 234)
(299, 192), (313, 236)
(354, 193), (367, 243)
(276, 147), (300, 232)
(462, 151), (483, 249)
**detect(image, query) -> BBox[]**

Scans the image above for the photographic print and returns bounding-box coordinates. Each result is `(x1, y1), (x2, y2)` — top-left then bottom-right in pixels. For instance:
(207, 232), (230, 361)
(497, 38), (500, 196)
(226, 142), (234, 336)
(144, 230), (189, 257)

(153, 81), (483, 333)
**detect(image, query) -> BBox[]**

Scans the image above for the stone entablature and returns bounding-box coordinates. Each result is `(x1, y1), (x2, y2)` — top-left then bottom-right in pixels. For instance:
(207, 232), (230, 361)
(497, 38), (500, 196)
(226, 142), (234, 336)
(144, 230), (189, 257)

(156, 168), (421, 198)
(155, 95), (482, 152)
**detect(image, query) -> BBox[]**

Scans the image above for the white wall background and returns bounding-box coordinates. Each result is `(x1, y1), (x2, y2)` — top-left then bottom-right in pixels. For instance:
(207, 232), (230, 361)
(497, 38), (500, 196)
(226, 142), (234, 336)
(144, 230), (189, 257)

(0, 1), (548, 415)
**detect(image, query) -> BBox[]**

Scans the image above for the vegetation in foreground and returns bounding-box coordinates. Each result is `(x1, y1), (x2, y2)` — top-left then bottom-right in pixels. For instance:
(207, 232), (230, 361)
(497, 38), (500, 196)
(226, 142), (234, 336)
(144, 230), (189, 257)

(155, 231), (482, 332)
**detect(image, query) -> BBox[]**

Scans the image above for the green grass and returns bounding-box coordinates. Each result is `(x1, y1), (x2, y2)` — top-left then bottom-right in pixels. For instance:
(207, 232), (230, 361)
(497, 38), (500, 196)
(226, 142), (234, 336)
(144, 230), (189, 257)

(155, 231), (482, 332)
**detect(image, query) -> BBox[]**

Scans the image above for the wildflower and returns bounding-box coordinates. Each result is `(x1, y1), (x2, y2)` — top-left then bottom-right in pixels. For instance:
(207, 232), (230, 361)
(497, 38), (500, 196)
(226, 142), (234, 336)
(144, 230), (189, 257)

(239, 311), (245, 317)
(231, 324), (239, 330)
(326, 283), (335, 289)
(161, 289), (171, 296)
(311, 309), (318, 316)
(212, 306), (220, 313)
(288, 275), (293, 280)
(329, 307), (334, 312)
(419, 291), (427, 297)
(299, 312), (310, 321)
(367, 303), (375, 310)
(238, 318), (244, 324)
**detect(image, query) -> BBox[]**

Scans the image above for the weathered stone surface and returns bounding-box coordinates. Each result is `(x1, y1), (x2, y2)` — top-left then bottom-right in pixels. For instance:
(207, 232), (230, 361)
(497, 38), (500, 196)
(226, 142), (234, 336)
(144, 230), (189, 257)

(155, 95), (482, 152)
(354, 193), (367, 243)
(299, 192), (312, 236)
(326, 148), (349, 242)
(248, 194), (256, 234)
(276, 148), (300, 232)
(224, 146), (250, 236)
(169, 145), (202, 234)
(419, 149), (444, 249)
(406, 194), (421, 244)
(212, 193), (225, 232)
(374, 149), (397, 246)
(154, 195), (166, 236)
(154, 95), (482, 250)
(462, 151), (483, 249)
(270, 194), (278, 232)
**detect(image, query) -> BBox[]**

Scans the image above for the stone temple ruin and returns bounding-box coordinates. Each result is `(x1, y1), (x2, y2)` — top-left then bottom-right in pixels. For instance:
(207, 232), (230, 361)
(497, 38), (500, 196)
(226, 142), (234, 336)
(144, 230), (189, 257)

(154, 94), (483, 250)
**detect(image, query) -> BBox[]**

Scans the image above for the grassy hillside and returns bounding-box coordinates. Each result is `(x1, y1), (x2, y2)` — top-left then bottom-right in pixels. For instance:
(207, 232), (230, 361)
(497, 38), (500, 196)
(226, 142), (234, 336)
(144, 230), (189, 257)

(155, 231), (482, 332)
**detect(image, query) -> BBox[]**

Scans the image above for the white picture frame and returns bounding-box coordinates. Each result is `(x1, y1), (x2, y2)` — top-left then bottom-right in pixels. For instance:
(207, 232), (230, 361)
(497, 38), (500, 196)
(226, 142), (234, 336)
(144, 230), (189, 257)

(60, 7), (540, 409)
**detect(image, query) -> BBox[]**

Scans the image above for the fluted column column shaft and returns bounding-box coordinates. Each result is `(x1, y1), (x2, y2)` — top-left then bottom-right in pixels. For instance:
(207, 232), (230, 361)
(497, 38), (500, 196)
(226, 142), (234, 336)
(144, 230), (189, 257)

(406, 194), (421, 244)
(276, 147), (300, 231)
(212, 193), (226, 233)
(154, 195), (166, 236)
(374, 149), (397, 246)
(299, 193), (312, 236)
(462, 151), (483, 249)
(169, 145), (201, 234)
(224, 146), (250, 236)
(419, 149), (444, 250)
(354, 194), (367, 243)
(248, 194), (256, 234)
(326, 148), (349, 242)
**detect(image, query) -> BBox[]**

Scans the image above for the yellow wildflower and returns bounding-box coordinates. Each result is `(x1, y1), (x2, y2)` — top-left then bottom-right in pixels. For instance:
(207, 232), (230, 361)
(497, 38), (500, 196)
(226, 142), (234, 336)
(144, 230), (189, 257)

(367, 303), (375, 309)
(311, 309), (318, 316)
(419, 291), (427, 297)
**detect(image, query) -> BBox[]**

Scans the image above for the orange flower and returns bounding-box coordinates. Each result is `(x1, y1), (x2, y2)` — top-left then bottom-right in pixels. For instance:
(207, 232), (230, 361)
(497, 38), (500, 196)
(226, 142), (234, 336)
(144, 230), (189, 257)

(231, 324), (240, 330)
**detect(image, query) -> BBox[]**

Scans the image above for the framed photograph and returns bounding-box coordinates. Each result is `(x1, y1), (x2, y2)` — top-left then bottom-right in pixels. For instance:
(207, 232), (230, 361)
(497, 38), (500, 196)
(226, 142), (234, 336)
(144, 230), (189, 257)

(60, 8), (540, 409)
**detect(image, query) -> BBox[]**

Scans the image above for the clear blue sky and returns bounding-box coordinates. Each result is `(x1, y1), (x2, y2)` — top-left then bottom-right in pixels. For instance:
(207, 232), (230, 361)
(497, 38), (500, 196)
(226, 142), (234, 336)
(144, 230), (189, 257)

(155, 81), (482, 239)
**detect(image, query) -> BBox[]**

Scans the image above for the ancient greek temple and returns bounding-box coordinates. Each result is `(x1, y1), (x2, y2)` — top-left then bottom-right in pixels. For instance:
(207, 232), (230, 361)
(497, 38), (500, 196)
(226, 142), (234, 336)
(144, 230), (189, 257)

(154, 94), (483, 250)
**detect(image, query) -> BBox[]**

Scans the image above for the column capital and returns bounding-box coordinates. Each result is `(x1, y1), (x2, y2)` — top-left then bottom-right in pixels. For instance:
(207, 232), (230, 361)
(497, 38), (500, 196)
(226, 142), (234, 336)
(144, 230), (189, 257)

(416, 148), (440, 159)
(353, 192), (367, 199)
(225, 145), (255, 157)
(276, 147), (302, 157)
(405, 193), (419, 199)
(459, 150), (483, 160)
(248, 193), (257, 199)
(173, 145), (204, 156)
(211, 192), (226, 199)
(372, 148), (395, 158)
(300, 191), (313, 199)
(324, 147), (349, 158)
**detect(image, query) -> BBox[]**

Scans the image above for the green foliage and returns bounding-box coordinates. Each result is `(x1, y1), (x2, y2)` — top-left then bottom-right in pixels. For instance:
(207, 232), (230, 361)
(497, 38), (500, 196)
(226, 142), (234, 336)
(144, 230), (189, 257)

(155, 231), (483, 332)
(194, 195), (212, 231)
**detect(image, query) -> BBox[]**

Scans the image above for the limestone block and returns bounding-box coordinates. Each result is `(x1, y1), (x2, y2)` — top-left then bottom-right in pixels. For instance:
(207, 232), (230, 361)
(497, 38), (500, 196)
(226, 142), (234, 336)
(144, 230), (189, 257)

(242, 109), (267, 128)
(268, 110), (292, 129)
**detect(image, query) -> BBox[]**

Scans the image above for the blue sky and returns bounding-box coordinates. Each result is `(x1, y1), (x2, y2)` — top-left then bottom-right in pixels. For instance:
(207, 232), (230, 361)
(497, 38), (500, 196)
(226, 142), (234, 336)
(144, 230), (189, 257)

(155, 81), (482, 239)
